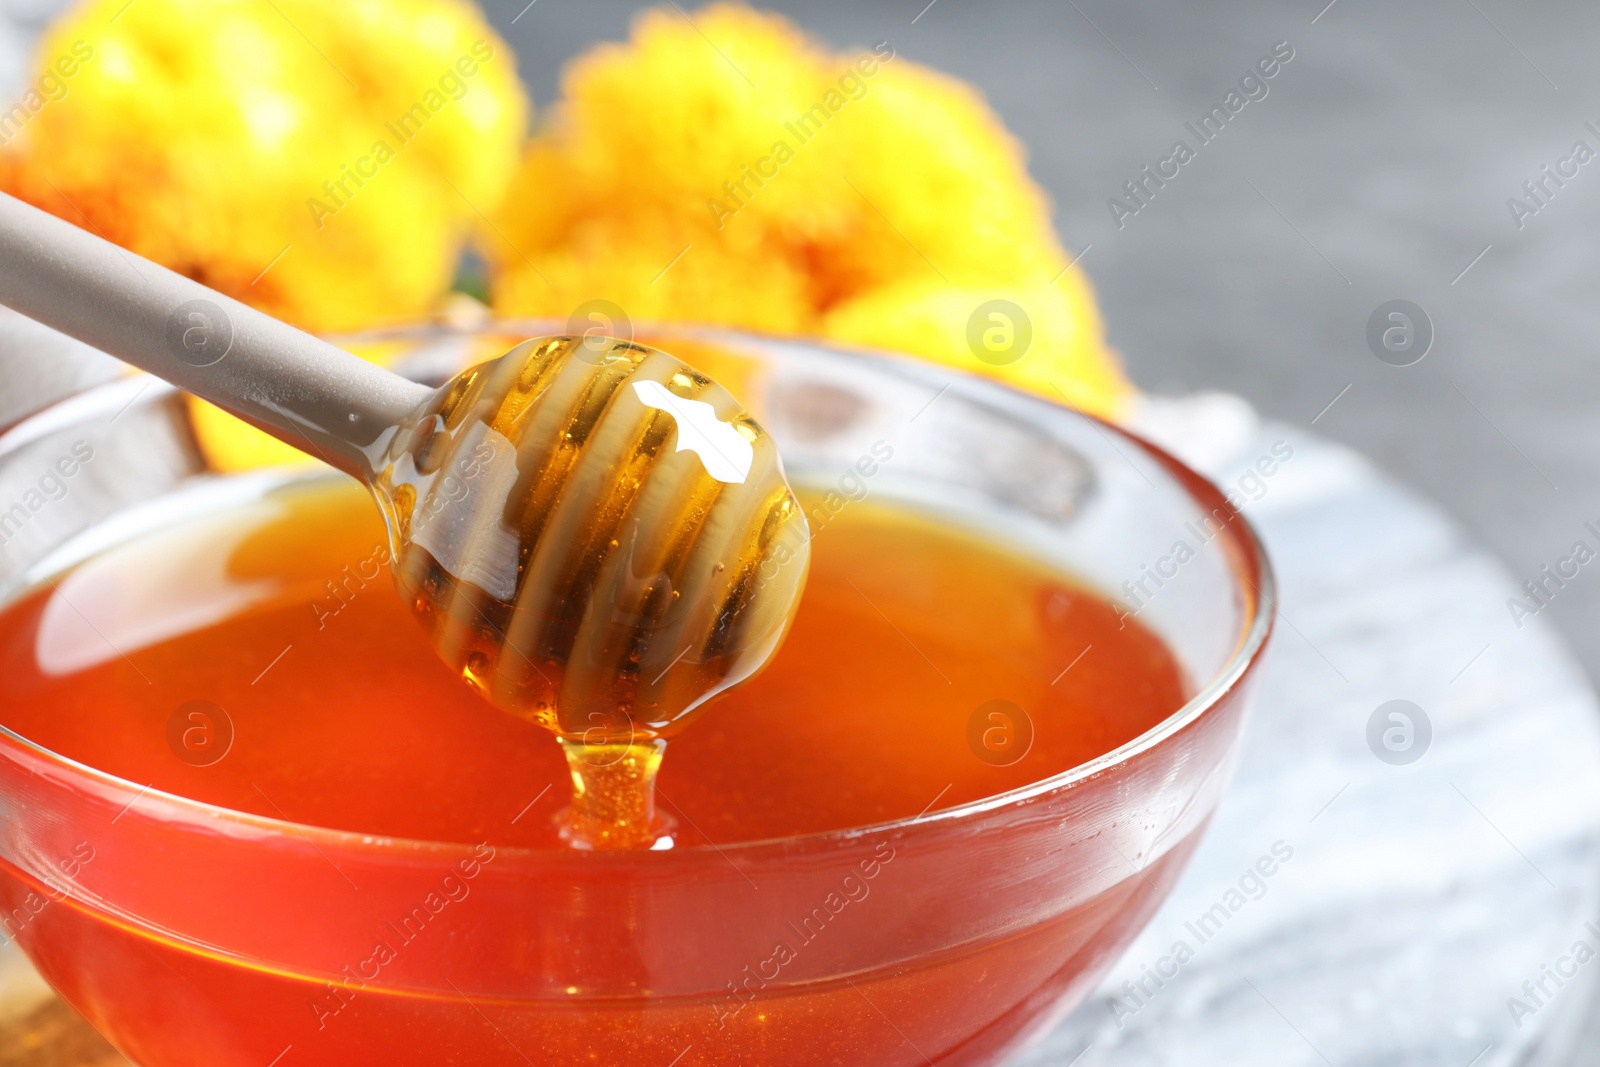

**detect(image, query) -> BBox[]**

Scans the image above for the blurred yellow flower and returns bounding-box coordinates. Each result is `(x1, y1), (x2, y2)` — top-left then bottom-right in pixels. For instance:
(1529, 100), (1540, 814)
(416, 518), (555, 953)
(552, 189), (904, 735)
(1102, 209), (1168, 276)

(488, 4), (1130, 417)
(2, 0), (528, 333)
(0, 0), (529, 468)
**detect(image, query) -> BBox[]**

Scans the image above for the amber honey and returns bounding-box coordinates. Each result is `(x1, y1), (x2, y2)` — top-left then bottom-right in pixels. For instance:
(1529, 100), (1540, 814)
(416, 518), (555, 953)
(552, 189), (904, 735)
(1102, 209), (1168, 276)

(0, 473), (1190, 1066)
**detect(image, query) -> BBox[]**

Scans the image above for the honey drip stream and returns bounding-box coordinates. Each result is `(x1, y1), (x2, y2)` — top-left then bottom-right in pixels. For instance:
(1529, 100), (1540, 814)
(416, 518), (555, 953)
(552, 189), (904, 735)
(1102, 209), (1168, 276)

(559, 739), (670, 849)
(371, 336), (811, 850)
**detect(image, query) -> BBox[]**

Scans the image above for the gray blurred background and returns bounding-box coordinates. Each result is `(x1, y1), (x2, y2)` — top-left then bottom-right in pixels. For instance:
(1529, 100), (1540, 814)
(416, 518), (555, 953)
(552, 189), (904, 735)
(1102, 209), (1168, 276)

(484, 0), (1600, 683)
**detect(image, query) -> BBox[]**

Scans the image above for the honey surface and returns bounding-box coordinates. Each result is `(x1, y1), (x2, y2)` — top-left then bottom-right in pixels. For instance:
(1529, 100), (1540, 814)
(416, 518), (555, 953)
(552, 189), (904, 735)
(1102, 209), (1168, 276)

(0, 476), (1186, 847)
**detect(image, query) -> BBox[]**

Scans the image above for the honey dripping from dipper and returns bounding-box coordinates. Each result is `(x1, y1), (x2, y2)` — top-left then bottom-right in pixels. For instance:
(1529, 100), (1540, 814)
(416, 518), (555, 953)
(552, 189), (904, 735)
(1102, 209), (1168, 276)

(370, 336), (811, 849)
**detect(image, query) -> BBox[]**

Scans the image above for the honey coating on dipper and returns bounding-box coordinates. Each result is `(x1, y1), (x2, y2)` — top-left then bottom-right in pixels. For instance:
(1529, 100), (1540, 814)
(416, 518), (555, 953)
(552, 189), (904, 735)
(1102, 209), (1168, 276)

(370, 336), (810, 848)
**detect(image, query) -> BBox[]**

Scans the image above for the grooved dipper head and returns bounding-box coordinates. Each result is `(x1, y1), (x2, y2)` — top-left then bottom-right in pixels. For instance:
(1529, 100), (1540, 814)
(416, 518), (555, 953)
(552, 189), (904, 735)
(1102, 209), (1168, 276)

(371, 335), (811, 746)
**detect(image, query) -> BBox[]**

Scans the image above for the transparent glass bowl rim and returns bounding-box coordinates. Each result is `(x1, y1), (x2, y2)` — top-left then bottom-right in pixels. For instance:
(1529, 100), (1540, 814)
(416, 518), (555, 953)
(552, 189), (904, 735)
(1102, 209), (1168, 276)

(0, 322), (1277, 860)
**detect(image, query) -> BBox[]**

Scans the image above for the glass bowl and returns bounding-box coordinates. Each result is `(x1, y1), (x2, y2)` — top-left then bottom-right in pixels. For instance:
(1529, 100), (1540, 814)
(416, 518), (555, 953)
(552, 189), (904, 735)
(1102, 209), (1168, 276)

(0, 323), (1273, 1066)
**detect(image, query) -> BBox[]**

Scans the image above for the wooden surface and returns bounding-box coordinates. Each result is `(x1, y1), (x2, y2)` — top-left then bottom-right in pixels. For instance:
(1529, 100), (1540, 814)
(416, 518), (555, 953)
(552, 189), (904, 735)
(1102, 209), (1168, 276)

(0, 938), (125, 1066)
(0, 1001), (127, 1067)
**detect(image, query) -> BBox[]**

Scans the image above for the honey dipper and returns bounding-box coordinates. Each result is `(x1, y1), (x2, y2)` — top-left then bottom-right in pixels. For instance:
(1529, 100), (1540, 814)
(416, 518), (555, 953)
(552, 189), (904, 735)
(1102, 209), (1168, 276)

(0, 192), (810, 849)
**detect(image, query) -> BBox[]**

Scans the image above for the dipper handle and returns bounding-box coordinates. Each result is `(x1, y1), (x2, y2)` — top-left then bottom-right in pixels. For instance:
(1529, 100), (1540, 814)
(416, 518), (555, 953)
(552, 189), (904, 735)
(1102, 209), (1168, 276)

(0, 191), (429, 477)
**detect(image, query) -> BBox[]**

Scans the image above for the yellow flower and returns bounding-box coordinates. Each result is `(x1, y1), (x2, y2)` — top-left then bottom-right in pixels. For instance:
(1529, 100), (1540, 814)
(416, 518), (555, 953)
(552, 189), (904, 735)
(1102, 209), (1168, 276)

(3, 0), (526, 333)
(489, 3), (1130, 417)
(1, 0), (529, 470)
